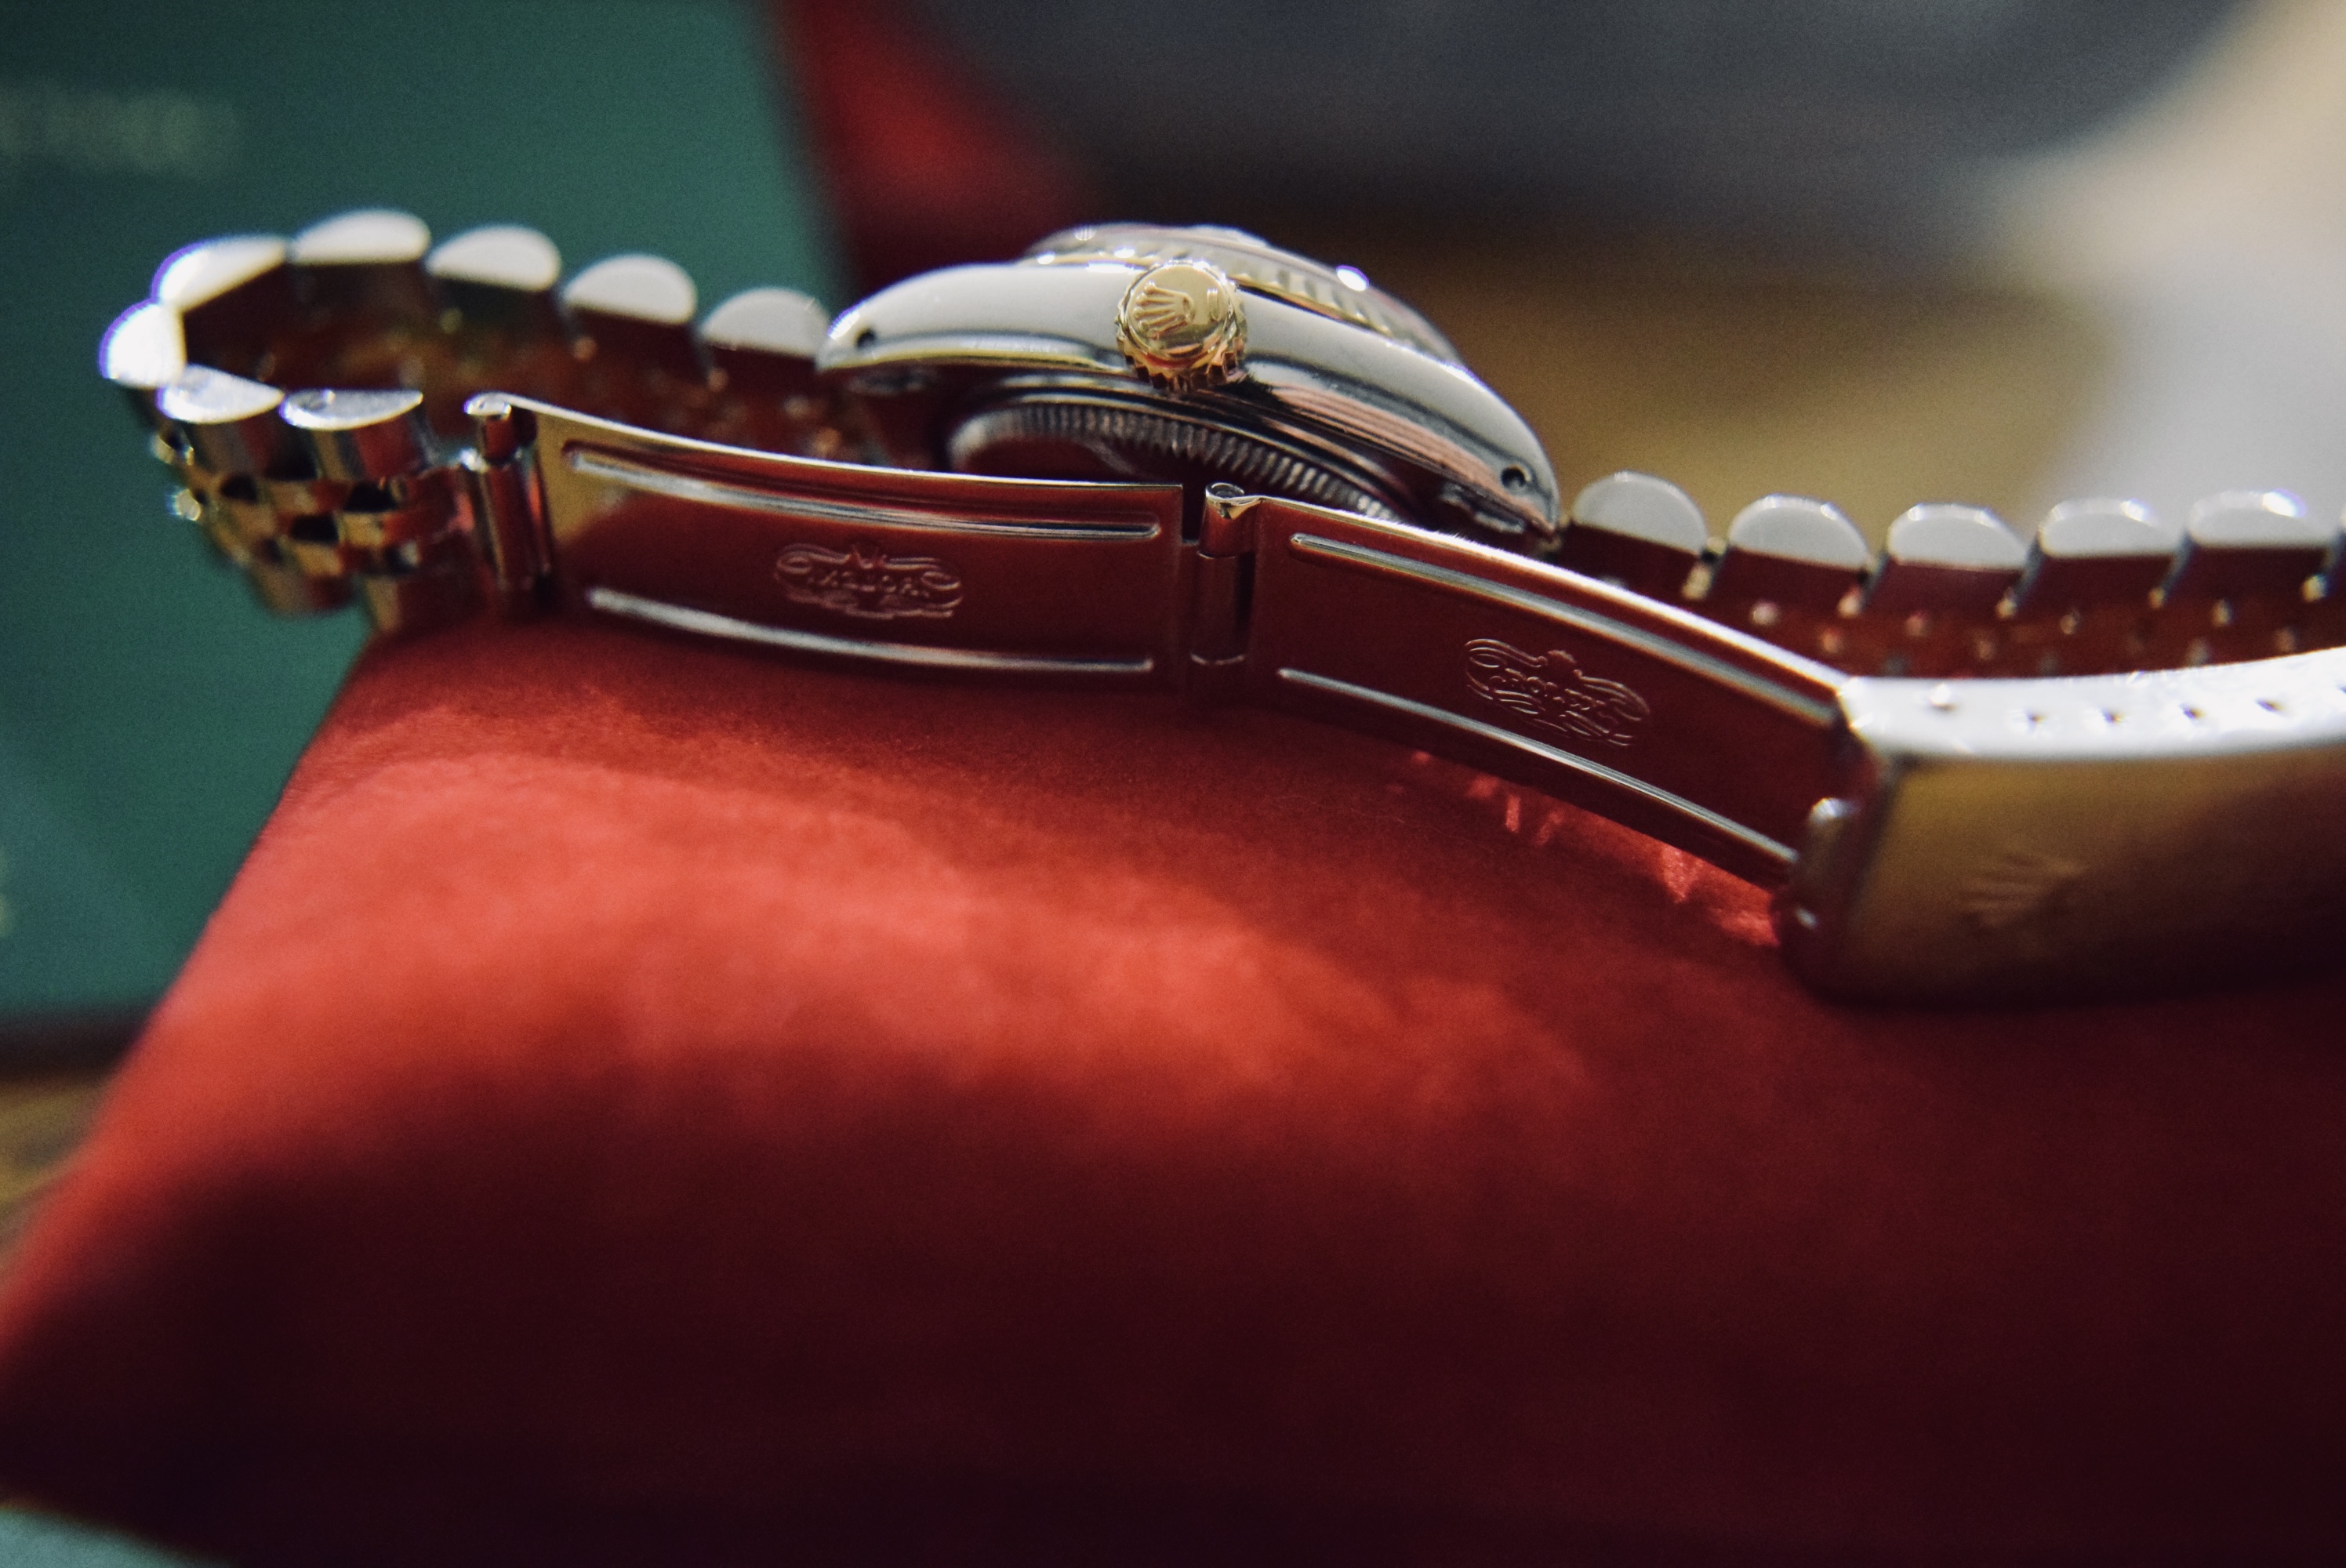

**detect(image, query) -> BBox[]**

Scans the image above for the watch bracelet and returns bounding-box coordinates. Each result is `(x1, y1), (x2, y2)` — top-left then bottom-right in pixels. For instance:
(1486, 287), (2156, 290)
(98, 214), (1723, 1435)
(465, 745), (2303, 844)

(100, 212), (2346, 1002)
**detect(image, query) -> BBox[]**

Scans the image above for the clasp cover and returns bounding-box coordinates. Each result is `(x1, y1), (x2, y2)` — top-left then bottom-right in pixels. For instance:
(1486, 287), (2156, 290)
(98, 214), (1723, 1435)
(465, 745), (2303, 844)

(516, 401), (1192, 686)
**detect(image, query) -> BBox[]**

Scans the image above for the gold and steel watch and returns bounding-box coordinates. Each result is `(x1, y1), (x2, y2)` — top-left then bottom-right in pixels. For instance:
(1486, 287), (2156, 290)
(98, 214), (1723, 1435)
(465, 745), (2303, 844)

(99, 210), (2346, 1003)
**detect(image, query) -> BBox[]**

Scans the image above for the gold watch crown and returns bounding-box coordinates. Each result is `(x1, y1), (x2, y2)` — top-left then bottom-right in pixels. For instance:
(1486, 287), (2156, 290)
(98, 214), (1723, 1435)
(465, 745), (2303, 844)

(1114, 260), (1246, 393)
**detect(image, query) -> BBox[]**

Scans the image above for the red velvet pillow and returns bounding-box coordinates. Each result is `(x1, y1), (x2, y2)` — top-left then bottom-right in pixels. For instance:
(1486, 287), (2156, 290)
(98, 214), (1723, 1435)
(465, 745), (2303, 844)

(2, 617), (2342, 1566)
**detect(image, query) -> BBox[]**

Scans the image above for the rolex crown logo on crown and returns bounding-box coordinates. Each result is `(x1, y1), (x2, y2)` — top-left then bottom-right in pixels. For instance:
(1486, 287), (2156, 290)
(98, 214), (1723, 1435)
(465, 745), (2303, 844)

(1115, 260), (1247, 393)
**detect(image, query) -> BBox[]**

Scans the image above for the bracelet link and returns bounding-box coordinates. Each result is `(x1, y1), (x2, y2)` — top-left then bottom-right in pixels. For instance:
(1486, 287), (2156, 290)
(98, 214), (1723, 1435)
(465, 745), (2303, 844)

(1784, 654), (2346, 999)
(144, 366), (479, 633)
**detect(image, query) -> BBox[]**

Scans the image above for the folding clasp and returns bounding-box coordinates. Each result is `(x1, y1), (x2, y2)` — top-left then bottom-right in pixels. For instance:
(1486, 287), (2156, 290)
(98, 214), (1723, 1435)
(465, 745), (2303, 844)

(482, 397), (1193, 686)
(1233, 498), (1851, 885)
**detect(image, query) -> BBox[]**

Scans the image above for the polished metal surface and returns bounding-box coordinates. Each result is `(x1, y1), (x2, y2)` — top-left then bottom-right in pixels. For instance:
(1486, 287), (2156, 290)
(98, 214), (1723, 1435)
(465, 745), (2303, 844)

(1113, 260), (1247, 392)
(97, 209), (2346, 1002)
(526, 397), (1187, 684)
(279, 387), (430, 483)
(1026, 221), (1461, 365)
(820, 230), (1560, 548)
(1791, 646), (2346, 999)
(1240, 499), (1846, 883)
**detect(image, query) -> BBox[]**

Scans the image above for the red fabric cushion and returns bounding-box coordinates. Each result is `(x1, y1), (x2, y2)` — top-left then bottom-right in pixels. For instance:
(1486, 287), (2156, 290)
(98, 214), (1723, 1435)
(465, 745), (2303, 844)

(2, 616), (2343, 1566)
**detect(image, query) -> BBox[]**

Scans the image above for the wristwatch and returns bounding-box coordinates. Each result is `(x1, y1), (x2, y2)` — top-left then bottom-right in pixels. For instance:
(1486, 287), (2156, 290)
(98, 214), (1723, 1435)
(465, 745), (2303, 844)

(99, 210), (2346, 1003)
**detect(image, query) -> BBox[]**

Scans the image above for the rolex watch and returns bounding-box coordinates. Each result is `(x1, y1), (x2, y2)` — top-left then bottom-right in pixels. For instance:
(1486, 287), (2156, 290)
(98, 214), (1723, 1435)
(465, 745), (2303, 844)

(99, 211), (2346, 1003)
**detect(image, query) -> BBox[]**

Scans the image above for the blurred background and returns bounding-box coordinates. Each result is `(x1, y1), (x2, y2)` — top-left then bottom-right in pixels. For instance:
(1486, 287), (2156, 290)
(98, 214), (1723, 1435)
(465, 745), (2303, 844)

(802, 0), (2243, 278)
(786, 0), (2344, 539)
(5, 0), (2344, 1555)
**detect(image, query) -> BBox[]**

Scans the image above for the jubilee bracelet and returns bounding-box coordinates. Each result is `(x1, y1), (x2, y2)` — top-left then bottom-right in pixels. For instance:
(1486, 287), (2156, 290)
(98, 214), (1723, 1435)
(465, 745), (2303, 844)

(98, 211), (2346, 1003)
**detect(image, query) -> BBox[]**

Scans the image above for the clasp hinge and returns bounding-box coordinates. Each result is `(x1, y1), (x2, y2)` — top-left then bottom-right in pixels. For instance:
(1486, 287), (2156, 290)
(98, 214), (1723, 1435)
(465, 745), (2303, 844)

(464, 394), (553, 615)
(1187, 481), (1261, 699)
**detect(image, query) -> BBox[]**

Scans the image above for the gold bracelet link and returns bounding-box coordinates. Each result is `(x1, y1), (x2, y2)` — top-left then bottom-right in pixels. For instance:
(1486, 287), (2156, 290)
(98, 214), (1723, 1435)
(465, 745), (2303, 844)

(156, 416), (478, 634)
(107, 210), (849, 637)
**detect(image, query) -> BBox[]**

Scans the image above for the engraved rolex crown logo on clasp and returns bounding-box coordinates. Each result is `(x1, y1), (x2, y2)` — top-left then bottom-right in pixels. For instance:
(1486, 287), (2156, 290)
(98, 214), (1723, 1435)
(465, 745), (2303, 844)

(775, 542), (964, 622)
(1114, 260), (1247, 393)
